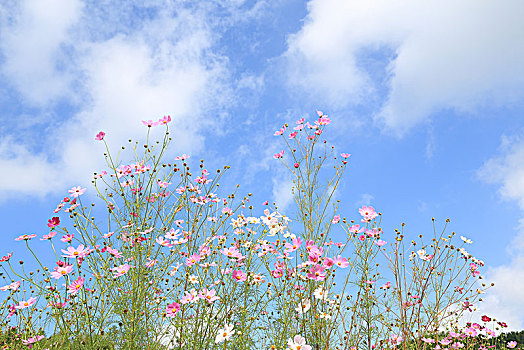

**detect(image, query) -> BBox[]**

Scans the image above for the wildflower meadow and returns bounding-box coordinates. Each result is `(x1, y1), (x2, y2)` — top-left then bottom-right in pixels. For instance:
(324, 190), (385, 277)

(0, 113), (520, 350)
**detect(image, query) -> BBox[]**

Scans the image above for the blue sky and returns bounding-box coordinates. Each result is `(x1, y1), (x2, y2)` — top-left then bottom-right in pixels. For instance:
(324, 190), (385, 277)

(1, 0), (524, 330)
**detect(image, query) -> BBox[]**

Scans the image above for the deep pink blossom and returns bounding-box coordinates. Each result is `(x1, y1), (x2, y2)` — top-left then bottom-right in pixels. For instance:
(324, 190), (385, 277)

(47, 216), (60, 228)
(95, 131), (106, 140)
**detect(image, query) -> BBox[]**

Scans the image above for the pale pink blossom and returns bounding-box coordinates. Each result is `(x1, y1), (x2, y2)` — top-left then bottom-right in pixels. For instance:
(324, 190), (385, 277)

(67, 277), (85, 295)
(111, 263), (132, 277)
(232, 270), (247, 282)
(68, 186), (86, 198)
(15, 234), (37, 241)
(333, 255), (349, 268)
(16, 297), (37, 309)
(50, 265), (73, 279)
(359, 205), (378, 221)
(0, 281), (20, 291)
(61, 245), (90, 259)
(199, 288), (220, 303)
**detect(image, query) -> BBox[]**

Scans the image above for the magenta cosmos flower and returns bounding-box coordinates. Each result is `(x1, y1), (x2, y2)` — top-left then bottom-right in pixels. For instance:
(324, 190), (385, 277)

(95, 131), (105, 140)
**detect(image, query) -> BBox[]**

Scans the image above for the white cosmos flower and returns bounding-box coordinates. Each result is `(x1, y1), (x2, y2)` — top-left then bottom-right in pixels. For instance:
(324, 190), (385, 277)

(295, 299), (311, 314)
(461, 236), (473, 244)
(313, 287), (329, 301)
(215, 324), (234, 343)
(287, 335), (312, 350)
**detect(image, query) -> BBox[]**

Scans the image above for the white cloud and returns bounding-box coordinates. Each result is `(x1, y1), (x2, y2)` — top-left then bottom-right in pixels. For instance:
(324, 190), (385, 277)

(0, 2), (232, 199)
(285, 0), (524, 135)
(475, 135), (524, 330)
(0, 0), (83, 106)
(271, 174), (294, 213)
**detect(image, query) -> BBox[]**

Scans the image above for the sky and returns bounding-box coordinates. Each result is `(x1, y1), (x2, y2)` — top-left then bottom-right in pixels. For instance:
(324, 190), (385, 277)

(1, 0), (524, 331)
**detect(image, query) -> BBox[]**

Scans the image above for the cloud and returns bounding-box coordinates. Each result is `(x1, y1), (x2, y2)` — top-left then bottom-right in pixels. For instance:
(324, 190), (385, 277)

(271, 174), (294, 212)
(0, 0), (83, 106)
(0, 1), (233, 199)
(475, 135), (524, 330)
(285, 0), (524, 135)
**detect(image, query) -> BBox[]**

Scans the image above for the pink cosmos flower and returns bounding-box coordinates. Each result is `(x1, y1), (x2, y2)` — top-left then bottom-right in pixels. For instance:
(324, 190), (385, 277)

(0, 281), (21, 291)
(331, 215), (340, 224)
(156, 236), (173, 248)
(41, 231), (57, 240)
(186, 254), (201, 267)
(323, 257), (334, 268)
(174, 154), (190, 161)
(221, 247), (243, 259)
(307, 265), (326, 281)
(271, 268), (283, 278)
(507, 341), (517, 348)
(289, 131), (298, 139)
(50, 264), (73, 279)
(273, 150), (285, 159)
(274, 126), (286, 136)
(464, 328), (477, 337)
(47, 216), (60, 228)
(380, 281), (392, 290)
(145, 258), (158, 268)
(7, 304), (16, 317)
(375, 239), (387, 247)
(15, 297), (37, 309)
(180, 289), (199, 304)
(340, 153), (351, 159)
(1, 252), (13, 262)
(284, 237), (303, 253)
(103, 246), (123, 258)
(232, 270), (247, 282)
(142, 119), (159, 127)
(15, 234), (37, 241)
(166, 302), (181, 317)
(158, 115), (171, 124)
(111, 263), (132, 277)
(67, 276), (85, 295)
(199, 288), (220, 303)
(422, 338), (436, 343)
(359, 205), (378, 221)
(60, 234), (74, 242)
(348, 224), (362, 234)
(333, 255), (349, 268)
(390, 334), (403, 346)
(61, 245), (90, 259)
(68, 186), (86, 198)
(95, 131), (106, 140)
(21, 335), (45, 346)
